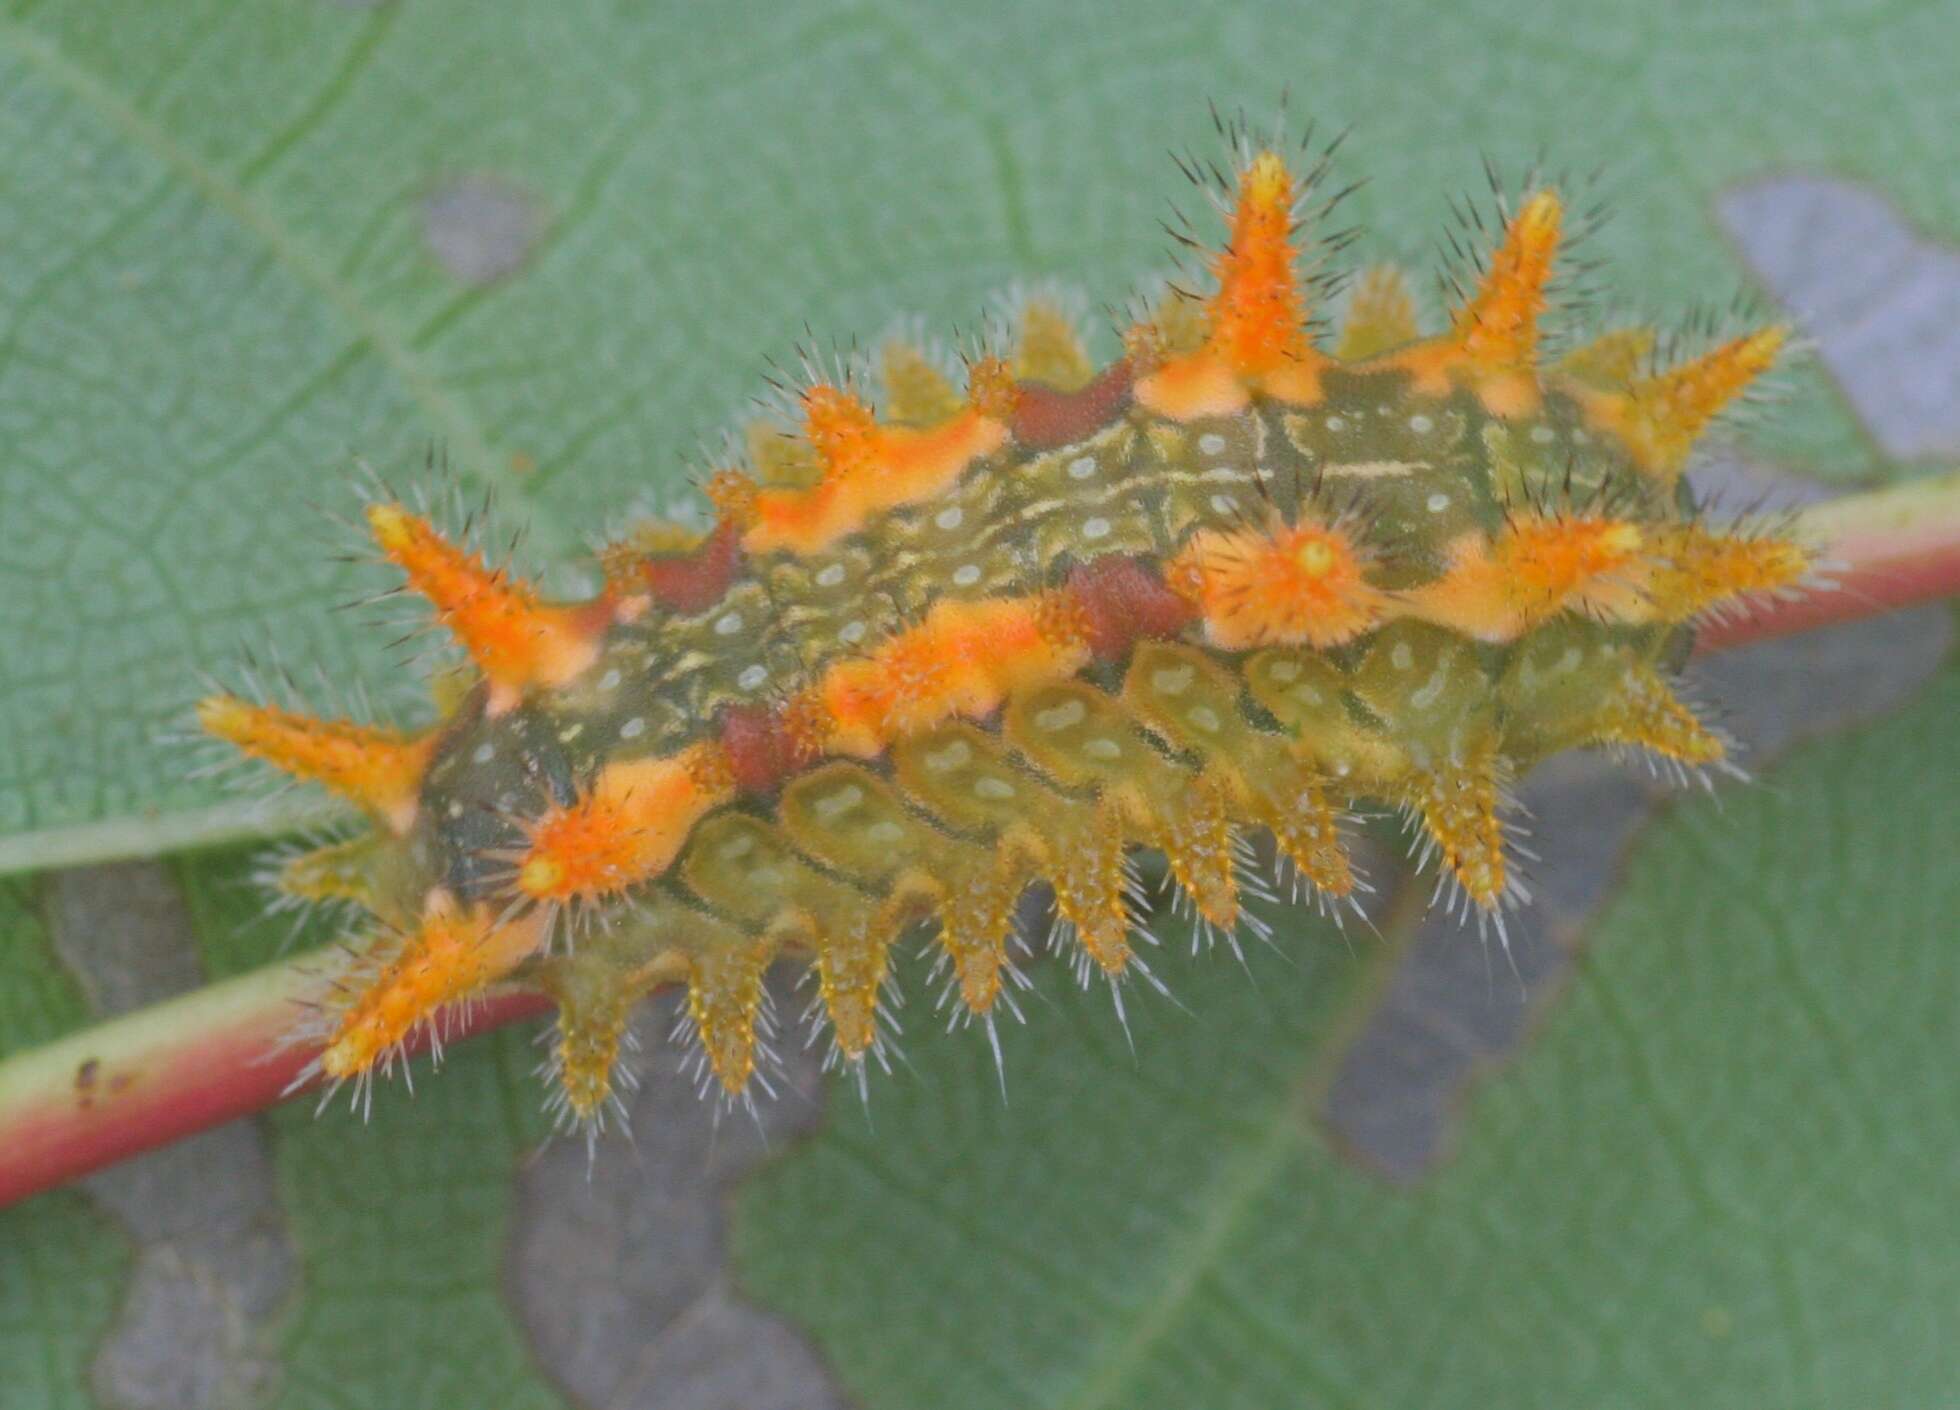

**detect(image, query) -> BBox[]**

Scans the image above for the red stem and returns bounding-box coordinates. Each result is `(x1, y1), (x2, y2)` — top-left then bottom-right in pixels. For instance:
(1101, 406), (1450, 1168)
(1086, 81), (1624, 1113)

(0, 474), (1954, 1210)
(0, 968), (549, 1209)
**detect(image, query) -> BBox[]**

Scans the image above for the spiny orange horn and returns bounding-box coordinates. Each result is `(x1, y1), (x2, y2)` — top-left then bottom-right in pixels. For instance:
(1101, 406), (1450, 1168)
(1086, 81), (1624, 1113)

(1136, 148), (1326, 417)
(367, 503), (603, 714)
(1452, 191), (1562, 375)
(1579, 326), (1788, 483)
(198, 695), (434, 834)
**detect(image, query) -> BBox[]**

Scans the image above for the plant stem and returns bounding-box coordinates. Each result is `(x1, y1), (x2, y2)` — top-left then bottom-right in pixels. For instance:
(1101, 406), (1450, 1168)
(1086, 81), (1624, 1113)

(1, 471), (1956, 1210)
(0, 964), (549, 1209)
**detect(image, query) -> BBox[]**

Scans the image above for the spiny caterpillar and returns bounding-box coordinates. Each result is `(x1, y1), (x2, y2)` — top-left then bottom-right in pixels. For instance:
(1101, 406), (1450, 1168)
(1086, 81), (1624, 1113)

(197, 116), (1815, 1136)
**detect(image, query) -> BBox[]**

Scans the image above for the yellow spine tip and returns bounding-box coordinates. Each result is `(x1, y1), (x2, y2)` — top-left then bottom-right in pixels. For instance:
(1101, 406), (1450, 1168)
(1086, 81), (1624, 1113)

(1296, 537), (1337, 576)
(1242, 149), (1290, 208)
(1516, 188), (1562, 238)
(518, 855), (564, 897)
(194, 693), (247, 738)
(365, 500), (413, 553)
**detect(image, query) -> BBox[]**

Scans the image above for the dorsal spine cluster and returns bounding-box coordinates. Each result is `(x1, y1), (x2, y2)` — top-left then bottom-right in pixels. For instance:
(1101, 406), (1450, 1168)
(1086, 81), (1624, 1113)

(198, 117), (1814, 1130)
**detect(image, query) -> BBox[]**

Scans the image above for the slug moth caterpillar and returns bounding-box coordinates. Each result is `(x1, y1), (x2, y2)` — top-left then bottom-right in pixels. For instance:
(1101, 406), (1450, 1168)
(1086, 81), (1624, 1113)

(198, 114), (1814, 1135)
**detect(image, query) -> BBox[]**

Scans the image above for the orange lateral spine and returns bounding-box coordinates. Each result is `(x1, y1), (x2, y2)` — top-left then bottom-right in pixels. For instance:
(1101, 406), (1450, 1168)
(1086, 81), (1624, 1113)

(320, 894), (547, 1081)
(1570, 326), (1789, 481)
(1137, 149), (1326, 417)
(196, 695), (435, 834)
(744, 377), (1012, 556)
(1377, 190), (1561, 415)
(516, 745), (734, 905)
(367, 503), (606, 713)
(813, 596), (1093, 756)
(1402, 515), (1645, 640)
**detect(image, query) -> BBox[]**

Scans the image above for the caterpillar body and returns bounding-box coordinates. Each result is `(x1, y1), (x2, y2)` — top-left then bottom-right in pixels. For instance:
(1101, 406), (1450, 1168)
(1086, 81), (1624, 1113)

(198, 119), (1813, 1131)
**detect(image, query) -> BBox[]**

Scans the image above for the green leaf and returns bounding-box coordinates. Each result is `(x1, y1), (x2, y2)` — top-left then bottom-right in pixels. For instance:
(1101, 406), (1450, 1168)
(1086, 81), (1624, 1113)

(3, 2), (1956, 1404)
(0, 879), (133, 1409)
(2, 0), (1948, 862)
(737, 660), (1960, 1409)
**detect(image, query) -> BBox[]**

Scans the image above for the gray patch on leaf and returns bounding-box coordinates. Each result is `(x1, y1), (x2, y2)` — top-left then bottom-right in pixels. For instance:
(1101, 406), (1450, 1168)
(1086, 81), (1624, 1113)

(508, 978), (848, 1410)
(1323, 759), (1653, 1181)
(1720, 176), (1960, 460)
(50, 863), (294, 1410)
(423, 176), (541, 286)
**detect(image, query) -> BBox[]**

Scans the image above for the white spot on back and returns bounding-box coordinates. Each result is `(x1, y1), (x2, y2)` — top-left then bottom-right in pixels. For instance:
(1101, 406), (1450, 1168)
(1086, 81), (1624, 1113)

(935, 506), (965, 530)
(953, 563), (982, 587)
(816, 563), (846, 587)
(813, 784), (864, 821)
(925, 740), (971, 771)
(839, 620), (867, 645)
(1408, 413), (1434, 434)
(737, 664), (768, 690)
(620, 716), (646, 739)
(1081, 516), (1112, 540)
(1151, 664), (1194, 695)
(1410, 663), (1450, 711)
(1067, 455), (1098, 480)
(1035, 699), (1086, 732)
(1427, 492), (1451, 513)
(715, 612), (744, 636)
(1198, 433), (1227, 455)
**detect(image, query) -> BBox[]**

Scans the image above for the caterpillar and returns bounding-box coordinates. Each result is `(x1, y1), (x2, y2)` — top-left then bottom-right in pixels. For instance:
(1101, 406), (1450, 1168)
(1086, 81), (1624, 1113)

(196, 115), (1815, 1133)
